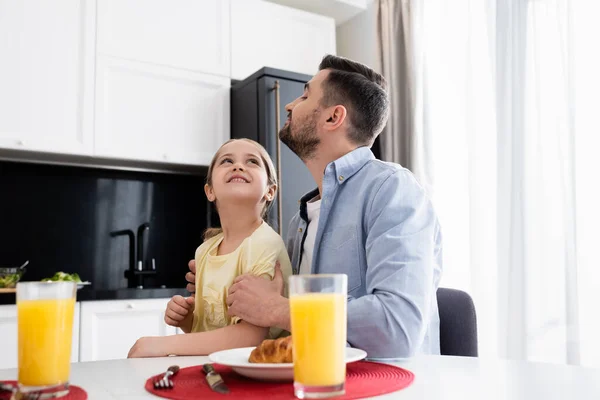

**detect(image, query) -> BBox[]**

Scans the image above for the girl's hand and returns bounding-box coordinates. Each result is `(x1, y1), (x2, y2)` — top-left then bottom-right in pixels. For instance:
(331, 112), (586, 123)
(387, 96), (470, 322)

(127, 336), (168, 358)
(164, 295), (195, 332)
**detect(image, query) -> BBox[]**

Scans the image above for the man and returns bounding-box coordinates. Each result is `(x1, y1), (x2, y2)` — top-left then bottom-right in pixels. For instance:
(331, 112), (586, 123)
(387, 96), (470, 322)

(173, 55), (442, 359)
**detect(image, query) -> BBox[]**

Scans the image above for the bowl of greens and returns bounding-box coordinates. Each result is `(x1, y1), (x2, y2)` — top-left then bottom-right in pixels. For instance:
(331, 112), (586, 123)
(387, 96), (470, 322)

(0, 260), (28, 288)
(42, 271), (91, 289)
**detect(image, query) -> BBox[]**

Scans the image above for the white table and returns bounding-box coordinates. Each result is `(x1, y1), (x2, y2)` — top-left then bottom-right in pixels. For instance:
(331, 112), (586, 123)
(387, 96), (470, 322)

(1, 355), (599, 399)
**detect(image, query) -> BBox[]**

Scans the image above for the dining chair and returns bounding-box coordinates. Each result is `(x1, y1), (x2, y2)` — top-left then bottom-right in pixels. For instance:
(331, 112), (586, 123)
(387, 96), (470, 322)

(437, 288), (478, 357)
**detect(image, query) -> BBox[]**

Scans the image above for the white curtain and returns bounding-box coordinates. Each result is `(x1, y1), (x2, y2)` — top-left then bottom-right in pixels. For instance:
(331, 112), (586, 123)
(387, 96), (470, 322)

(378, 0), (432, 190)
(572, 0), (600, 367)
(384, 0), (600, 365)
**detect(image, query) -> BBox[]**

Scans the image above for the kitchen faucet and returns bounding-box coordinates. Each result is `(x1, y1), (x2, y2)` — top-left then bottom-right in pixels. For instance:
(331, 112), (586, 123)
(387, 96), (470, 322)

(137, 222), (150, 271)
(110, 222), (156, 289)
(110, 228), (135, 273)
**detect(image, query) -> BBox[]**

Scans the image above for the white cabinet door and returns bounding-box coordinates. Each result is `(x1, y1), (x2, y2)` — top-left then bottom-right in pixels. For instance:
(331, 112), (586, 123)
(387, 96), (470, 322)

(94, 57), (230, 166)
(0, 305), (18, 370)
(97, 0), (230, 77)
(94, 0), (230, 167)
(72, 302), (81, 363)
(231, 0), (336, 80)
(0, 303), (81, 369)
(79, 299), (176, 362)
(0, 0), (95, 156)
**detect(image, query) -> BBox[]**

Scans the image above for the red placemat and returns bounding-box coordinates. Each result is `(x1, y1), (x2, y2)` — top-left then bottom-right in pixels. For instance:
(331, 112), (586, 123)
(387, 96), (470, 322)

(0, 382), (87, 400)
(145, 361), (414, 400)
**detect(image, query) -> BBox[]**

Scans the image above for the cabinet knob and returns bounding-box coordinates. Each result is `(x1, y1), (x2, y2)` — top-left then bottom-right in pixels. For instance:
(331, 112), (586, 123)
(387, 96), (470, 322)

(126, 303), (135, 309)
(16, 139), (25, 146)
(162, 153), (169, 160)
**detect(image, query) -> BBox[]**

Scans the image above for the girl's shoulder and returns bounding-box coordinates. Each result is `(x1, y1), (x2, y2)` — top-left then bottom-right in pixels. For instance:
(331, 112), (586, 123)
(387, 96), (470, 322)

(195, 232), (223, 258)
(250, 221), (286, 247)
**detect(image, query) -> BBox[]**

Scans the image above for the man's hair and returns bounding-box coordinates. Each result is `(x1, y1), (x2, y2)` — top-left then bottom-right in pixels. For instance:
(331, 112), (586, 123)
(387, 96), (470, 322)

(318, 54), (389, 145)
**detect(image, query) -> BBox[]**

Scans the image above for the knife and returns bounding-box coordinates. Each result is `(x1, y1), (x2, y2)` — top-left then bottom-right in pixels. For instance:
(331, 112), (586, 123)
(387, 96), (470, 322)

(202, 363), (229, 394)
(1, 382), (70, 400)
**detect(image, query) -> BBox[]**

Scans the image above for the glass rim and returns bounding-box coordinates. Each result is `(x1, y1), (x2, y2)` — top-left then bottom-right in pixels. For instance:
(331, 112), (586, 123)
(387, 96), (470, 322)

(16, 281), (77, 288)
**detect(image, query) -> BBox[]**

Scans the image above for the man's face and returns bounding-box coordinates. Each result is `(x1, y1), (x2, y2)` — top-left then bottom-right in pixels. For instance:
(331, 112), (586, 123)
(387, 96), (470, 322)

(279, 70), (330, 161)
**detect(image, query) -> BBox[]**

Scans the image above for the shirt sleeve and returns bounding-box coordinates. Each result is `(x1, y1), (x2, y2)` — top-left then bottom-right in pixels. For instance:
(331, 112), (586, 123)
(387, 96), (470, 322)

(230, 236), (294, 326)
(346, 169), (442, 358)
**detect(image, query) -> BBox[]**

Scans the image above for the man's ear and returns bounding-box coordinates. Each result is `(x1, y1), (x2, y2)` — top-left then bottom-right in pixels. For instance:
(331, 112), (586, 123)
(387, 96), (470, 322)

(323, 105), (347, 131)
(204, 184), (216, 202)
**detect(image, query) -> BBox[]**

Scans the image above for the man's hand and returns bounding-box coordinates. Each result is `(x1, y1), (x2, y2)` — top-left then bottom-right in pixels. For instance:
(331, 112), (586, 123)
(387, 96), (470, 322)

(186, 259), (196, 293)
(226, 262), (290, 330)
(164, 295), (195, 333)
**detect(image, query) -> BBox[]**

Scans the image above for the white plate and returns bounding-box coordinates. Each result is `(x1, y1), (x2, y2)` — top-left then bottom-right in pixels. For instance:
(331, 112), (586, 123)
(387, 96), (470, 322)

(77, 281), (91, 290)
(208, 347), (367, 382)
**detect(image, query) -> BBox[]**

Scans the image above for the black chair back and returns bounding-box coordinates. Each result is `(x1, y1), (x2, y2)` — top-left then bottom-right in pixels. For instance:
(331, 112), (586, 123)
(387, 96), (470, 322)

(437, 288), (478, 357)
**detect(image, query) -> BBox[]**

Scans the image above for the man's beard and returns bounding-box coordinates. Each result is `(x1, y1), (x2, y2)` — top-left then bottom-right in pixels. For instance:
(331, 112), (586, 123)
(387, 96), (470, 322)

(279, 110), (320, 161)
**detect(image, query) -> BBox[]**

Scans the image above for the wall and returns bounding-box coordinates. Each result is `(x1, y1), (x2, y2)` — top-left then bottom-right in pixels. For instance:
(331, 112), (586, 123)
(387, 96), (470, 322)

(335, 0), (383, 158)
(0, 160), (209, 290)
(336, 0), (381, 73)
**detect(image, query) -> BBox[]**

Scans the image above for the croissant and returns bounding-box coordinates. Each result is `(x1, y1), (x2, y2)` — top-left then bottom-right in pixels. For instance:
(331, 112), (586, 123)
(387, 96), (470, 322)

(248, 335), (293, 363)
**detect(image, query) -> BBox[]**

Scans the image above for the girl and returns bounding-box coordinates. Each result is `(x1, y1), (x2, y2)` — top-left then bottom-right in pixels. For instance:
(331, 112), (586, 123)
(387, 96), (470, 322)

(127, 138), (293, 358)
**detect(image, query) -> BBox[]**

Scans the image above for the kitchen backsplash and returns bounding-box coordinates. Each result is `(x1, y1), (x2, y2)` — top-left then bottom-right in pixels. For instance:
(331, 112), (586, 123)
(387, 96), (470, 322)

(0, 160), (210, 290)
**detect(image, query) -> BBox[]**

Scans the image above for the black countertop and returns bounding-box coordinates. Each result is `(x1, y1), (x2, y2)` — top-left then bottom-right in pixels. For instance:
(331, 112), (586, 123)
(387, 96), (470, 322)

(0, 287), (189, 305)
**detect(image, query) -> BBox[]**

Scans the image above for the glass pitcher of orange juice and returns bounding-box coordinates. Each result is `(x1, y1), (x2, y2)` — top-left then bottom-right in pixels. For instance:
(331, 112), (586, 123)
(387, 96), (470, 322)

(17, 281), (76, 395)
(289, 274), (347, 399)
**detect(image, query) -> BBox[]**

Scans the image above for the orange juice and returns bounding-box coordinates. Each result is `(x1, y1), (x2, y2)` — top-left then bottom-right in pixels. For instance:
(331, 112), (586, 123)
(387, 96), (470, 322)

(290, 293), (347, 386)
(18, 298), (75, 386)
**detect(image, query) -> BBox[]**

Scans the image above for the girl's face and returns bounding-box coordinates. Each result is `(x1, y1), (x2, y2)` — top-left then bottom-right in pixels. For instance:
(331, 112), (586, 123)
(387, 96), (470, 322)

(205, 140), (275, 209)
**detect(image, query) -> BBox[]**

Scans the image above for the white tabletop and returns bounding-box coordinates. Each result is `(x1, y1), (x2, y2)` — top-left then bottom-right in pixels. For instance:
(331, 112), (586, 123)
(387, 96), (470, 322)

(1, 355), (599, 399)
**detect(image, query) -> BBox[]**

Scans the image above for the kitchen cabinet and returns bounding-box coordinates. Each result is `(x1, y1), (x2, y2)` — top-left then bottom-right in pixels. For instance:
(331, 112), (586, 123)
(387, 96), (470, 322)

(0, 0), (95, 157)
(79, 299), (176, 362)
(96, 0), (230, 77)
(264, 0), (370, 25)
(0, 0), (336, 170)
(92, 0), (231, 166)
(72, 303), (81, 365)
(93, 57), (230, 166)
(0, 305), (18, 370)
(230, 0), (336, 80)
(0, 303), (80, 369)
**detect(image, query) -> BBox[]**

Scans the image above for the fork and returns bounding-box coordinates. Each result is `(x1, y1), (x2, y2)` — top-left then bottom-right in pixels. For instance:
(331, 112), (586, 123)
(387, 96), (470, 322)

(153, 365), (180, 389)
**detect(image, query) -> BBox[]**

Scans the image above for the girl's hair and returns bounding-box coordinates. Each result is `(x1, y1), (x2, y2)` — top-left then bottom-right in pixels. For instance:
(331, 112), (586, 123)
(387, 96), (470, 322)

(203, 139), (278, 241)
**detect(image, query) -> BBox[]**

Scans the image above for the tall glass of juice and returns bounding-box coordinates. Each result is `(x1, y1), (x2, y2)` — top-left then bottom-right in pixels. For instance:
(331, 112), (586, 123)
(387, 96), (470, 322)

(17, 281), (76, 395)
(289, 274), (347, 399)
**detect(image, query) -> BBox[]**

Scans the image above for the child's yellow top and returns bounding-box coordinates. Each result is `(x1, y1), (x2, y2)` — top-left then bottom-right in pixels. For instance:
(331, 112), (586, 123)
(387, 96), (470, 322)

(191, 221), (293, 339)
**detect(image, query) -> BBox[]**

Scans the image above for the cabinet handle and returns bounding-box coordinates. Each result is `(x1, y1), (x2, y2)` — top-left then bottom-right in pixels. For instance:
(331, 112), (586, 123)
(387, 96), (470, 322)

(126, 303), (135, 309)
(272, 80), (283, 235)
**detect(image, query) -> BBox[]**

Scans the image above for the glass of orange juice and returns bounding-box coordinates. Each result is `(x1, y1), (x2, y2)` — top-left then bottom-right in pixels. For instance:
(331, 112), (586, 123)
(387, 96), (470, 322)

(17, 281), (76, 395)
(289, 274), (347, 399)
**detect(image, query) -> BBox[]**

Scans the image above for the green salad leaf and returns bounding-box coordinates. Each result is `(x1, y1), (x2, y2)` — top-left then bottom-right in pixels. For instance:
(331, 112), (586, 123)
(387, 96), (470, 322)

(0, 274), (20, 288)
(42, 272), (82, 283)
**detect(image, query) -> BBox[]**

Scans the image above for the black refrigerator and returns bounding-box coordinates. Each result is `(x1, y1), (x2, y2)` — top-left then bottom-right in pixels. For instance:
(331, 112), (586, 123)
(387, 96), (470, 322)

(229, 67), (316, 241)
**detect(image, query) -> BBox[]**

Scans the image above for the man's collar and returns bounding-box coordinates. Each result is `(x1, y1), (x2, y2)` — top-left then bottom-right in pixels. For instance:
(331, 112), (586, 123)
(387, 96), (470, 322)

(299, 188), (320, 222)
(328, 146), (375, 185)
(298, 146), (375, 221)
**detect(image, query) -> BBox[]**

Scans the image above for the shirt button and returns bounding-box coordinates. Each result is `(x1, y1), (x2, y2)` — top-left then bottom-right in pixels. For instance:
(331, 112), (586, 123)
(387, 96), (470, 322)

(339, 175), (344, 181)
(298, 228), (303, 233)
